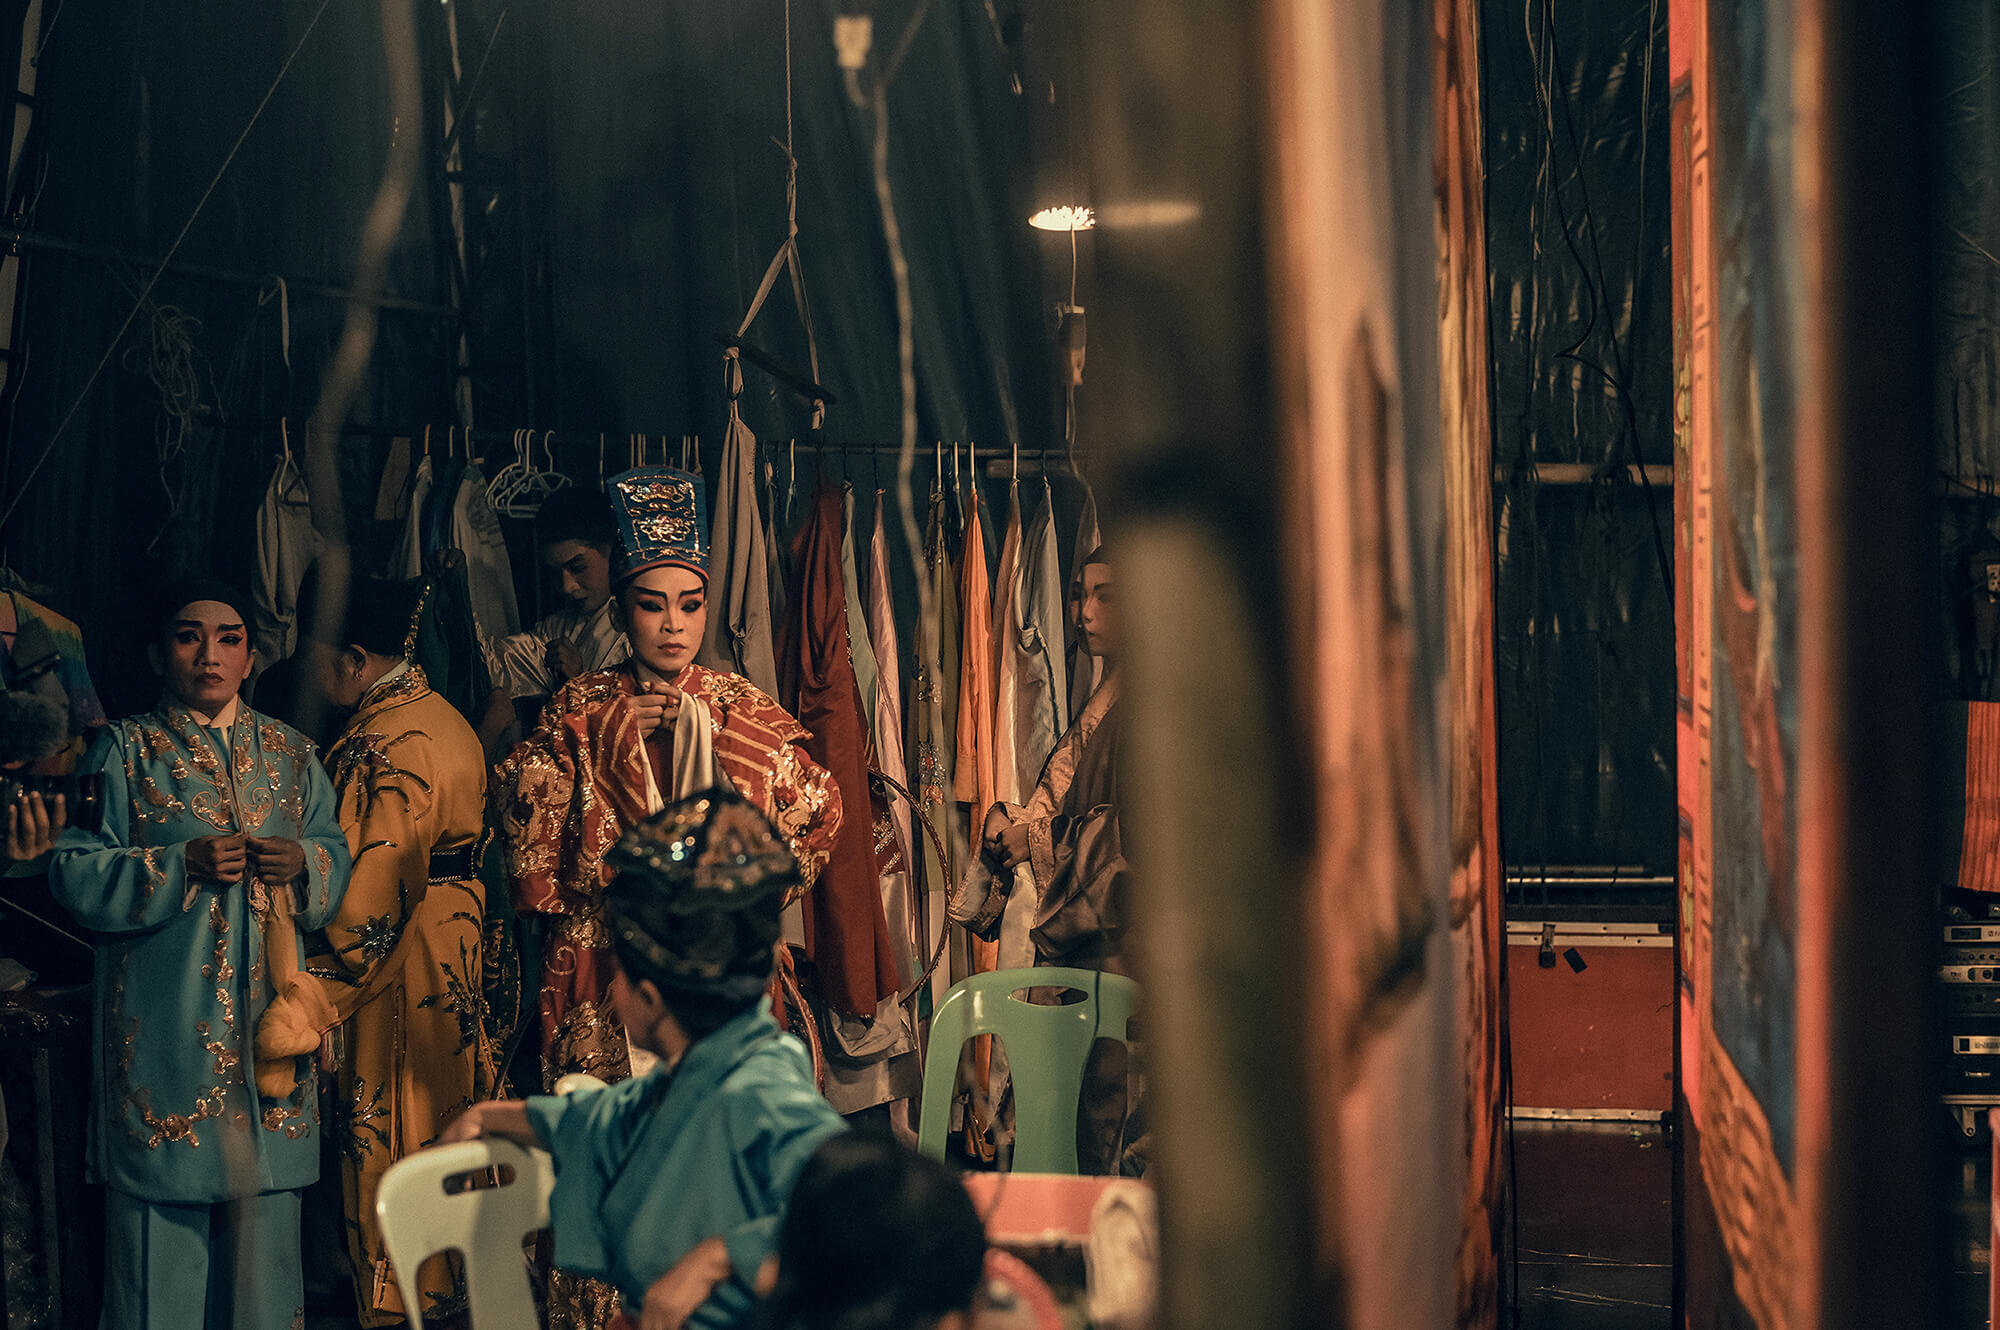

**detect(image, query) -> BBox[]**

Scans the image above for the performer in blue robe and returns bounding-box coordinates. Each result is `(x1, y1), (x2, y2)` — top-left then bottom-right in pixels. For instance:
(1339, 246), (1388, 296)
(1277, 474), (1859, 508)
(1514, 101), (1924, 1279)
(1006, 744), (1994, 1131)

(443, 789), (845, 1329)
(50, 578), (350, 1330)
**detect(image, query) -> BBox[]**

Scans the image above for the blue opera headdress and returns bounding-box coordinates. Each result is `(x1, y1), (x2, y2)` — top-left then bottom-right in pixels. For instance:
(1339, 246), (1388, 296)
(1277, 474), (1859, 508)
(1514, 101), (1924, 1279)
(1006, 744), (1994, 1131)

(606, 465), (709, 587)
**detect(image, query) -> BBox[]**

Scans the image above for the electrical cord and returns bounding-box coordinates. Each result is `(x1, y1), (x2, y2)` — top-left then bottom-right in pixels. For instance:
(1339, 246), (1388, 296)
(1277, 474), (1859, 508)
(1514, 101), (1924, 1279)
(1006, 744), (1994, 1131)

(1524, 0), (1674, 606)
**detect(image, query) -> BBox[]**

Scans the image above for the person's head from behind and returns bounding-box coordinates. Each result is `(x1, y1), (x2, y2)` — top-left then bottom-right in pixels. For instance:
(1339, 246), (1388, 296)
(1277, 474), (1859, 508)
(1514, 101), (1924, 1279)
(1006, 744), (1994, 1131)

(602, 788), (799, 1059)
(536, 485), (618, 614)
(149, 577), (255, 715)
(764, 1133), (987, 1330)
(292, 562), (427, 711)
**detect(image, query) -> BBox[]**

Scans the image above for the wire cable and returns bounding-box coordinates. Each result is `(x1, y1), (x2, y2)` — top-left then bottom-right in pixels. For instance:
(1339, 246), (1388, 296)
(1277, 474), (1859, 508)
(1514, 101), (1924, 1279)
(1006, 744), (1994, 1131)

(0, 0), (339, 540)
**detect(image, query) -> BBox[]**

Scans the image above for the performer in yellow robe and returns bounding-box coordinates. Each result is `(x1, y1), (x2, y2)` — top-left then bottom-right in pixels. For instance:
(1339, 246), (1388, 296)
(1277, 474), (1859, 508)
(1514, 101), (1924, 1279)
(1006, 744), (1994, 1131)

(262, 573), (500, 1325)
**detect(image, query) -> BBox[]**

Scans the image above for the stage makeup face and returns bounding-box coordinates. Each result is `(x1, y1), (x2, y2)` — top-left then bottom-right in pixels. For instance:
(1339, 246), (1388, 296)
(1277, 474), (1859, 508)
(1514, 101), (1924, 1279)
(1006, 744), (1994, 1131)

(617, 564), (707, 678)
(156, 600), (253, 713)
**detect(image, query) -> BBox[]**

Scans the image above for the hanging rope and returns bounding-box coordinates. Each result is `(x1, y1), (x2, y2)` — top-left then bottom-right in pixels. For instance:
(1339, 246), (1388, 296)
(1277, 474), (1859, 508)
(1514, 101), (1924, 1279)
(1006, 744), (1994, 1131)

(0, 0), (340, 539)
(734, 0), (826, 430)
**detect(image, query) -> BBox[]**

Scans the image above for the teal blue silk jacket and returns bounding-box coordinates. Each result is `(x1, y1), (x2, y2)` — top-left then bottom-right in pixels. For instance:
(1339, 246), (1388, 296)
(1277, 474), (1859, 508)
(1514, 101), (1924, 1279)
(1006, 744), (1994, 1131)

(527, 998), (847, 1328)
(50, 700), (351, 1203)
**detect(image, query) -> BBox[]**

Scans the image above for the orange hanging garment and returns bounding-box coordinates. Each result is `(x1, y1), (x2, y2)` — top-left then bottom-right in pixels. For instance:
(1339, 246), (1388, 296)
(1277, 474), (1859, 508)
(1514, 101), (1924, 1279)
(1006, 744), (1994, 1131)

(954, 487), (998, 973)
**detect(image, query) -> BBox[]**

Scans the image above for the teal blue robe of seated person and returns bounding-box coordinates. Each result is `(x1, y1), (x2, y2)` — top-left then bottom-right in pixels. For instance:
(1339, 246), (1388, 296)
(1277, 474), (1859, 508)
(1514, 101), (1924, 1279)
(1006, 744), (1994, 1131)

(49, 700), (351, 1203)
(527, 997), (848, 1328)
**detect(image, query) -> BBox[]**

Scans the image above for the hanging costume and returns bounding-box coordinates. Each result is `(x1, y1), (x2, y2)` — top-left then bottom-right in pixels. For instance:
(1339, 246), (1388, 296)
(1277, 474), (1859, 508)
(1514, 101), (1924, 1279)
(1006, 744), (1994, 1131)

(840, 486), (881, 739)
(395, 453), (522, 642)
(989, 483), (1026, 812)
(250, 445), (322, 667)
(310, 658), (499, 1326)
(867, 498), (919, 981)
(806, 488), (918, 1115)
(776, 481), (903, 1023)
(953, 487), (998, 975)
(1015, 484), (1069, 789)
(982, 486), (1072, 970)
(907, 479), (962, 1012)
(408, 553), (505, 728)
(50, 688), (350, 1330)
(391, 456), (435, 583)
(449, 463), (521, 639)
(528, 794), (846, 1330)
(697, 380), (781, 698)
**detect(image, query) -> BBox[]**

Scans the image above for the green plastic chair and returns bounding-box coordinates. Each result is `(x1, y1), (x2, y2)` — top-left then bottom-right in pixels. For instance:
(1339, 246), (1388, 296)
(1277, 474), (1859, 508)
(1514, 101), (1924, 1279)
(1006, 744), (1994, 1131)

(918, 966), (1140, 1174)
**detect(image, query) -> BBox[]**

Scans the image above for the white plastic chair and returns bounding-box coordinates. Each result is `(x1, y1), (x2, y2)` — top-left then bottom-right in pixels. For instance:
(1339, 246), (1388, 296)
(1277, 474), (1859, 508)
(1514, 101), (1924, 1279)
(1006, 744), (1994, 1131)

(375, 1137), (555, 1330)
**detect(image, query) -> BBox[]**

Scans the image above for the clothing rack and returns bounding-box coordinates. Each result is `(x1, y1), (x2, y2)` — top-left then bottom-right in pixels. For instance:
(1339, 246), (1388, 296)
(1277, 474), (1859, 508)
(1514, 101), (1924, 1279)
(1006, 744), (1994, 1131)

(199, 412), (1090, 474)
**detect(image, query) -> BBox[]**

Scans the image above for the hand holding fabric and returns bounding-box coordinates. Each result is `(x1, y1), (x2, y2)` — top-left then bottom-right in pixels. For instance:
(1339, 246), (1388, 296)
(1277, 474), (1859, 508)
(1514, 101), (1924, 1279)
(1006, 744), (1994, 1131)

(627, 680), (682, 737)
(993, 820), (1031, 868)
(186, 833), (247, 884)
(246, 835), (306, 887)
(980, 803), (1028, 869)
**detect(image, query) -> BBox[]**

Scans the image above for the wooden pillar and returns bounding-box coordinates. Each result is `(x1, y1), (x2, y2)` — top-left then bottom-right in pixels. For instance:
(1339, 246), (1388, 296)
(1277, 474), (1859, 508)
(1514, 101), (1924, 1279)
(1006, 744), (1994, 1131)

(1078, 0), (1323, 1323)
(1083, 0), (1494, 1326)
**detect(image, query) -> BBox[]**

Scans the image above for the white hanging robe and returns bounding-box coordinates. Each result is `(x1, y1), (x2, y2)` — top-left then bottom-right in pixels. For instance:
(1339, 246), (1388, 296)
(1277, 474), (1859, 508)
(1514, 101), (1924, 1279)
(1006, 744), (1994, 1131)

(450, 464), (521, 639)
(251, 451), (322, 666)
(390, 456), (435, 579)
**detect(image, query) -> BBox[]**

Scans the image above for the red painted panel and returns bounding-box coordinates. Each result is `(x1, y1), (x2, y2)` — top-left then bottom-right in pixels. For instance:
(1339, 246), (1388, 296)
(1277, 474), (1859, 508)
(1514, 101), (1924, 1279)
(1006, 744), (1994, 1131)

(1507, 942), (1675, 1111)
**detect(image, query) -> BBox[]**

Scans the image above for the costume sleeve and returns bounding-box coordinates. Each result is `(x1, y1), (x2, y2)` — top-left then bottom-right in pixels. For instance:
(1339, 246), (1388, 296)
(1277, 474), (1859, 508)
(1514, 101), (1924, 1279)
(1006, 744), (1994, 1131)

(321, 748), (434, 998)
(718, 1093), (847, 1287)
(1019, 707), (1095, 891)
(496, 695), (582, 914)
(292, 753), (352, 931)
(491, 622), (556, 700)
(48, 730), (192, 933)
(771, 739), (842, 888)
(524, 1088), (616, 1282)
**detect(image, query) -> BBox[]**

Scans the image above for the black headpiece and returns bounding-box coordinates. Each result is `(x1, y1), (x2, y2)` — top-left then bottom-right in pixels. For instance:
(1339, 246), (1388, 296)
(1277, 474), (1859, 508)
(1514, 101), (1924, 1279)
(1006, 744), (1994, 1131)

(155, 575), (253, 639)
(602, 788), (799, 1003)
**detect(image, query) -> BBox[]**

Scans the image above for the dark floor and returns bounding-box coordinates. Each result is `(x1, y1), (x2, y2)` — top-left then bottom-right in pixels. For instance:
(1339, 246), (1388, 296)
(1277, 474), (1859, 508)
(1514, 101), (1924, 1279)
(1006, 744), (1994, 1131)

(1948, 1137), (1992, 1330)
(1506, 1119), (1673, 1330)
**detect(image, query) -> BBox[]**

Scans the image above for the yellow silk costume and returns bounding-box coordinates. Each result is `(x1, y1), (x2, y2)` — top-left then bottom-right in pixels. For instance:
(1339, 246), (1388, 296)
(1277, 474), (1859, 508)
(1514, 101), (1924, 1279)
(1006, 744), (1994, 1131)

(314, 665), (500, 1325)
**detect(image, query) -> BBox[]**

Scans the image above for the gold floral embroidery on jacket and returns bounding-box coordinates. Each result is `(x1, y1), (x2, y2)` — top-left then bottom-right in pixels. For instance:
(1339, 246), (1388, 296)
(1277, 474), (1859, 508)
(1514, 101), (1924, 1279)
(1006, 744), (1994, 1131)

(110, 981), (232, 1150)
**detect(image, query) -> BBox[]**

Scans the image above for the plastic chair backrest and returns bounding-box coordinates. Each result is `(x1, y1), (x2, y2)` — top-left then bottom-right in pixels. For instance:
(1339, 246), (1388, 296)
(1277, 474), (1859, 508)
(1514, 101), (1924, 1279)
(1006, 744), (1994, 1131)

(374, 1137), (555, 1330)
(918, 966), (1140, 1174)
